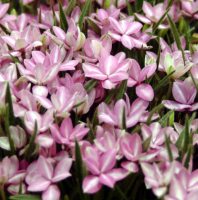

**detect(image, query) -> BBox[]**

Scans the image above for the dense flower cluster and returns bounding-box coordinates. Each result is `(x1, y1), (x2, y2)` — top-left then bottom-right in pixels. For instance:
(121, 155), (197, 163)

(0, 0), (198, 200)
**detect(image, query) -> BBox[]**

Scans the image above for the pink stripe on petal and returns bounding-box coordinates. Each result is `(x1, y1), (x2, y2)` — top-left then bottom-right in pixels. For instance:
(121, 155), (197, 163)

(83, 176), (101, 194)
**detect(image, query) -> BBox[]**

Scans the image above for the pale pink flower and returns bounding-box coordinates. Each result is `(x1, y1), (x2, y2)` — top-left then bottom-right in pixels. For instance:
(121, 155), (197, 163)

(120, 133), (142, 172)
(141, 161), (176, 198)
(50, 117), (89, 147)
(50, 86), (77, 117)
(98, 97), (149, 128)
(108, 17), (147, 49)
(18, 45), (78, 84)
(128, 58), (156, 101)
(162, 79), (198, 111)
(165, 167), (198, 200)
(0, 126), (27, 151)
(82, 147), (127, 193)
(181, 0), (198, 19)
(83, 51), (130, 89)
(135, 2), (169, 29)
(82, 35), (112, 62)
(26, 155), (72, 200)
(141, 122), (178, 149)
(24, 109), (54, 134)
(0, 156), (26, 194)
(50, 19), (85, 51)
(1, 26), (42, 51)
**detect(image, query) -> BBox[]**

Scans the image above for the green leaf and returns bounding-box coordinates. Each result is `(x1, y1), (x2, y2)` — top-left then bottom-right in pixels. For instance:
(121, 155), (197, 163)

(9, 195), (41, 200)
(114, 186), (128, 200)
(125, 0), (133, 15)
(115, 80), (127, 100)
(121, 107), (126, 130)
(5, 105), (15, 154)
(167, 15), (185, 63)
(184, 144), (193, 169)
(147, 104), (164, 124)
(24, 121), (38, 160)
(135, 0), (143, 12)
(84, 79), (97, 92)
(75, 140), (86, 184)
(87, 18), (101, 35)
(176, 113), (195, 154)
(103, 0), (111, 9)
(5, 83), (15, 125)
(154, 70), (175, 91)
(78, 0), (91, 30)
(59, 0), (68, 31)
(142, 136), (152, 151)
(165, 134), (173, 162)
(65, 0), (76, 16)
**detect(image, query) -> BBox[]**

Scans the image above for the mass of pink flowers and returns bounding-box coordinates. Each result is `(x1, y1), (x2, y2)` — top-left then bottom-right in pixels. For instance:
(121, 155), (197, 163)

(0, 0), (198, 200)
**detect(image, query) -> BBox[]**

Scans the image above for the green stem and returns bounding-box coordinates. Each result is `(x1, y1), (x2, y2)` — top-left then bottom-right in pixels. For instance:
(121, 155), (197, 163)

(0, 185), (6, 200)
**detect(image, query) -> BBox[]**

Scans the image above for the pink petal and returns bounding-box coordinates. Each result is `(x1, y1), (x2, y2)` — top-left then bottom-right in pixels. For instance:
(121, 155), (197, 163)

(107, 168), (129, 181)
(50, 45), (61, 64)
(83, 176), (102, 194)
(36, 134), (54, 148)
(53, 26), (66, 41)
(53, 158), (72, 182)
(142, 1), (154, 18)
(37, 156), (53, 180)
(172, 81), (188, 104)
(27, 177), (51, 192)
(82, 63), (107, 80)
(109, 17), (123, 33)
(135, 13), (151, 24)
(100, 150), (116, 173)
(100, 55), (118, 76)
(99, 173), (115, 188)
(32, 51), (45, 64)
(136, 83), (154, 101)
(0, 3), (9, 19)
(125, 22), (142, 35)
(60, 118), (73, 139)
(121, 161), (139, 172)
(50, 124), (64, 144)
(42, 185), (60, 200)
(121, 35), (134, 50)
(162, 100), (191, 111)
(60, 60), (78, 71)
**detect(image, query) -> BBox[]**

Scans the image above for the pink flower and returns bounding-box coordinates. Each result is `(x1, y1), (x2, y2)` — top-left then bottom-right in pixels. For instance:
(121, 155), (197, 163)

(1, 26), (42, 51)
(82, 147), (127, 193)
(165, 167), (198, 200)
(135, 2), (169, 29)
(98, 97), (149, 128)
(120, 133), (142, 172)
(50, 19), (85, 51)
(83, 51), (130, 89)
(82, 35), (112, 62)
(181, 0), (198, 19)
(50, 117), (89, 146)
(18, 45), (78, 84)
(141, 161), (176, 198)
(162, 79), (198, 111)
(0, 156), (26, 194)
(26, 155), (72, 200)
(0, 125), (27, 151)
(128, 58), (156, 101)
(24, 109), (54, 133)
(141, 122), (178, 149)
(50, 86), (77, 117)
(108, 17), (146, 49)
